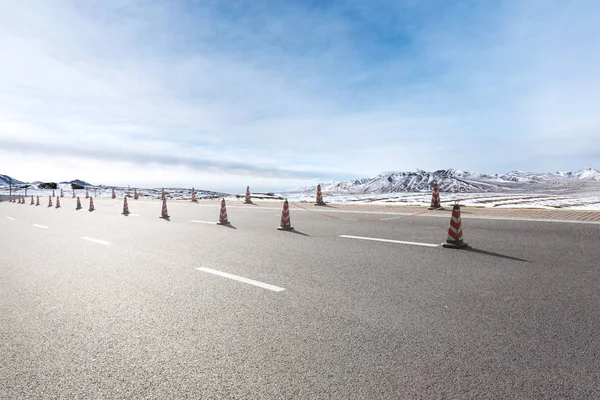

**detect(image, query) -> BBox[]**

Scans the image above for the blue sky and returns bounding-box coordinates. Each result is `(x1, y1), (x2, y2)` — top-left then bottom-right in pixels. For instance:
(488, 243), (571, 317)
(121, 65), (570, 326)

(0, 0), (599, 191)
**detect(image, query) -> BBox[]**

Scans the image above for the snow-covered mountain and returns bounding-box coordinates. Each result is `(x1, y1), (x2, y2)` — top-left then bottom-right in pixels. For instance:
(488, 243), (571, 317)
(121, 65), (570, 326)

(301, 168), (600, 194)
(59, 179), (93, 186)
(0, 174), (25, 185)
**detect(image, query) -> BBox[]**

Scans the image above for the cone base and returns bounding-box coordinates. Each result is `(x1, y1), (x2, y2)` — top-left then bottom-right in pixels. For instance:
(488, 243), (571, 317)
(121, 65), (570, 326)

(122, 212), (130, 216)
(244, 200), (253, 204)
(428, 206), (443, 210)
(159, 215), (170, 220)
(191, 199), (198, 203)
(442, 239), (468, 249)
(277, 225), (294, 231)
(89, 209), (95, 212)
(76, 207), (82, 210)
(217, 220), (231, 225)
(315, 202), (326, 206)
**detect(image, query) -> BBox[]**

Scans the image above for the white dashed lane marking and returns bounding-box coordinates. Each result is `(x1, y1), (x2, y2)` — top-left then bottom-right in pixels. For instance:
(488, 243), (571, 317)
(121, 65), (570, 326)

(81, 237), (111, 245)
(196, 267), (285, 292)
(339, 235), (440, 248)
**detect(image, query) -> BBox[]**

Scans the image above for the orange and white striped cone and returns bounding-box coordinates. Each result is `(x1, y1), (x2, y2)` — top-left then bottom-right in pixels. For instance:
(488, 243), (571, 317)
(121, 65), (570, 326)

(72, 190), (76, 198)
(244, 186), (252, 204)
(191, 188), (197, 202)
(442, 204), (468, 249)
(277, 199), (294, 231)
(428, 184), (441, 210)
(76, 196), (82, 210)
(52, 190), (55, 197)
(30, 195), (34, 205)
(89, 197), (95, 212)
(48, 196), (53, 207)
(315, 184), (326, 206)
(122, 197), (130, 215)
(36, 196), (40, 206)
(111, 188), (116, 199)
(217, 198), (230, 225)
(60, 189), (64, 198)
(55, 196), (61, 209)
(159, 198), (170, 219)
(134, 188), (139, 200)
(85, 189), (89, 199)
(161, 187), (165, 200)
(18, 196), (22, 204)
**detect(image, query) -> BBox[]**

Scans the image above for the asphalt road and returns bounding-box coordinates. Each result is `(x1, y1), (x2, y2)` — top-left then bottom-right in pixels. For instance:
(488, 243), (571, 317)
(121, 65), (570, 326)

(1, 198), (599, 399)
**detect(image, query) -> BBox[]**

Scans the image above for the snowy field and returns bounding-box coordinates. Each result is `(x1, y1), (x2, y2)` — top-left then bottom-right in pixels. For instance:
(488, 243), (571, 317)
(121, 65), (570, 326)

(2, 185), (600, 210)
(282, 191), (600, 210)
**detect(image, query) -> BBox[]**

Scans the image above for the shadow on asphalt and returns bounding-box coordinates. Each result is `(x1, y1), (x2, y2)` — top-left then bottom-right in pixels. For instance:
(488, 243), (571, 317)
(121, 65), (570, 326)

(286, 229), (310, 237)
(466, 247), (530, 263)
(219, 224), (237, 229)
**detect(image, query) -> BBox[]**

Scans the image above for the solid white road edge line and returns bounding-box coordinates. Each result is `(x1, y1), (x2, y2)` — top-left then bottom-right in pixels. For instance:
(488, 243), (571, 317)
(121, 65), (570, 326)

(33, 224), (49, 229)
(339, 235), (440, 248)
(81, 237), (111, 245)
(190, 220), (216, 225)
(196, 267), (285, 292)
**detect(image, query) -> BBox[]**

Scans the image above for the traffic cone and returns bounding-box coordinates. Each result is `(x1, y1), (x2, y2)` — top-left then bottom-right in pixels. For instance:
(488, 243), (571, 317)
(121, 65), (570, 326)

(217, 198), (230, 225)
(72, 190), (76, 198)
(89, 197), (95, 212)
(428, 183), (441, 210)
(111, 188), (116, 199)
(315, 184), (326, 206)
(244, 186), (252, 204)
(159, 198), (170, 220)
(55, 196), (61, 209)
(30, 195), (34, 205)
(122, 197), (130, 215)
(76, 197), (82, 210)
(52, 190), (55, 197)
(191, 187), (197, 202)
(134, 188), (138, 200)
(442, 204), (468, 249)
(277, 199), (294, 230)
(85, 189), (89, 199)
(48, 196), (53, 207)
(36, 196), (40, 206)
(60, 189), (64, 198)
(161, 187), (165, 200)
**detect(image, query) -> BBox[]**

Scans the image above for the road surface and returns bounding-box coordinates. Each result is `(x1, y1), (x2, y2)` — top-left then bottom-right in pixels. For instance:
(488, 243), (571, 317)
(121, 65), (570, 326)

(1, 198), (599, 399)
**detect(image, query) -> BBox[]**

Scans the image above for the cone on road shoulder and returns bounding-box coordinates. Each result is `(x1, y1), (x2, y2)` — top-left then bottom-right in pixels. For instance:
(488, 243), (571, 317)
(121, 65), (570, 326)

(428, 183), (442, 210)
(134, 188), (139, 200)
(55, 196), (61, 209)
(30, 195), (34, 205)
(85, 189), (89, 199)
(89, 197), (95, 212)
(72, 190), (76, 198)
(191, 187), (197, 202)
(244, 186), (252, 204)
(111, 188), (116, 199)
(217, 198), (230, 225)
(60, 189), (64, 198)
(52, 190), (55, 197)
(122, 197), (130, 215)
(277, 199), (294, 231)
(159, 198), (170, 220)
(315, 184), (326, 206)
(161, 187), (165, 200)
(76, 196), (82, 210)
(36, 196), (40, 206)
(48, 196), (53, 207)
(442, 203), (468, 249)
